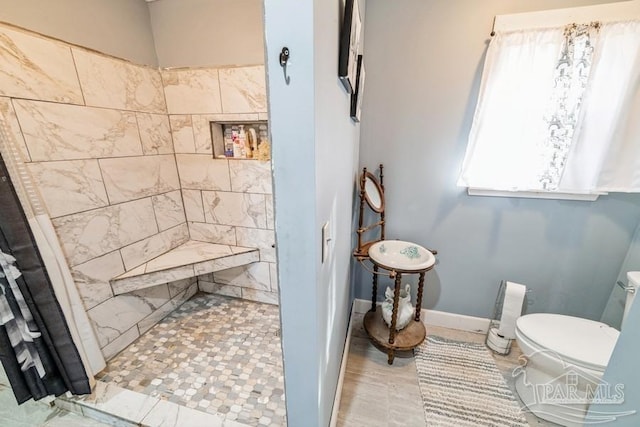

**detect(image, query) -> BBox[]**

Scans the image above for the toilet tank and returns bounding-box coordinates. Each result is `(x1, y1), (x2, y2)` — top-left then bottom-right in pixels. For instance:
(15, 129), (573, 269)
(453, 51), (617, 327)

(622, 272), (640, 329)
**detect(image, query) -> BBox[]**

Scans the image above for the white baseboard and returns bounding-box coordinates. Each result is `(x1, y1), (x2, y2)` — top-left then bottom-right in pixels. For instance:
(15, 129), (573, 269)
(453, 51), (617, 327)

(329, 301), (356, 427)
(353, 298), (374, 314)
(353, 298), (490, 334)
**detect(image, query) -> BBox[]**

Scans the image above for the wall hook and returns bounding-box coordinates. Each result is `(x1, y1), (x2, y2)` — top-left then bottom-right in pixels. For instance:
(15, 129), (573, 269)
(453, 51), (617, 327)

(279, 47), (291, 85)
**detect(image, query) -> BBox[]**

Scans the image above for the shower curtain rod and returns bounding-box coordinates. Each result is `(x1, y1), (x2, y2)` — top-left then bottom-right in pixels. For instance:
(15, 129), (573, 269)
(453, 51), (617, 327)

(490, 18), (603, 37)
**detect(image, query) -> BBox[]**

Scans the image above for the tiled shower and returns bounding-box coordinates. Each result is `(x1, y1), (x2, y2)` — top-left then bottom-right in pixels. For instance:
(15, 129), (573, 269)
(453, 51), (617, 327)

(0, 21), (283, 425)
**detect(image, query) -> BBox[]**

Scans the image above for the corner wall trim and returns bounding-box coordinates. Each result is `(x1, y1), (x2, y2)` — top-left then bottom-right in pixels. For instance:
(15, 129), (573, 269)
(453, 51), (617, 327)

(329, 300), (356, 427)
(353, 298), (490, 334)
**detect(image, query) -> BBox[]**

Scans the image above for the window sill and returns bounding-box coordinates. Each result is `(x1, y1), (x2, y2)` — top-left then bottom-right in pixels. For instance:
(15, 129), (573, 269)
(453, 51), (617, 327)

(467, 188), (605, 201)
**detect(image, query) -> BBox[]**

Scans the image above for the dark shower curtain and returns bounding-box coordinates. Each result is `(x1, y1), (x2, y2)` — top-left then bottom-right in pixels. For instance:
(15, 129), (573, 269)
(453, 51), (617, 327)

(0, 153), (90, 403)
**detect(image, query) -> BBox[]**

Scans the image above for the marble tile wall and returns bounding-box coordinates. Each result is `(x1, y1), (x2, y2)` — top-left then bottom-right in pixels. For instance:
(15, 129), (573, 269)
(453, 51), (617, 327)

(189, 157), (278, 303)
(95, 278), (199, 360)
(0, 97), (31, 162)
(72, 47), (166, 113)
(218, 66), (268, 113)
(162, 68), (222, 114)
(13, 99), (143, 161)
(0, 23), (195, 359)
(0, 23), (276, 359)
(162, 66), (266, 115)
(162, 67), (277, 303)
(0, 26), (83, 104)
(99, 154), (180, 204)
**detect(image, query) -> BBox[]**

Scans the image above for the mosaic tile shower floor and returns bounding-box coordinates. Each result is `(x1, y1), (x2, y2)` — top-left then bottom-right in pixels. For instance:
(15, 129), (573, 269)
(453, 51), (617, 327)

(96, 293), (286, 426)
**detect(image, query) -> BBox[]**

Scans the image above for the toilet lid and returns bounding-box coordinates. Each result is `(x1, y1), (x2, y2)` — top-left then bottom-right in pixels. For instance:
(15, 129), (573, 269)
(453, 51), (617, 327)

(516, 313), (619, 370)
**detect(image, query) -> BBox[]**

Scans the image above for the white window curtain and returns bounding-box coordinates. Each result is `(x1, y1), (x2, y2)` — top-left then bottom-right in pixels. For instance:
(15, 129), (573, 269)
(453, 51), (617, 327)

(458, 20), (640, 195)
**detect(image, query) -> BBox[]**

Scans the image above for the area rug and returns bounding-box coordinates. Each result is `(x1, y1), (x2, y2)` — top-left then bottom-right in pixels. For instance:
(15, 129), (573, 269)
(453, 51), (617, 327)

(415, 336), (529, 427)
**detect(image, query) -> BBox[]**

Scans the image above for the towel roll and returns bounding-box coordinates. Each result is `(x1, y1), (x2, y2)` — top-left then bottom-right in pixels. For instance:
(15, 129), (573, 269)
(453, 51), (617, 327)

(497, 281), (526, 339)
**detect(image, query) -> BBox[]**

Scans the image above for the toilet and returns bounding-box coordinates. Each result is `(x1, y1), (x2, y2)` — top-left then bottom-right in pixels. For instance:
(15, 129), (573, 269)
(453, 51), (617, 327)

(513, 271), (640, 427)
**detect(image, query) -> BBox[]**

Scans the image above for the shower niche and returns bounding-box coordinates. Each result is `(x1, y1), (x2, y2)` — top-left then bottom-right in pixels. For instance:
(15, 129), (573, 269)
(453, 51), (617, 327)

(211, 121), (270, 160)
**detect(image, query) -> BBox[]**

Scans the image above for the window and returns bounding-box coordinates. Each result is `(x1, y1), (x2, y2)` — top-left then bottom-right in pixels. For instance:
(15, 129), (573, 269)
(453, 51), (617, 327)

(458, 17), (640, 199)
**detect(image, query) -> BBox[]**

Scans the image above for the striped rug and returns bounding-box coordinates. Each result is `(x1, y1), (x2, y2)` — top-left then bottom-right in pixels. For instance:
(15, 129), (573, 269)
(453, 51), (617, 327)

(415, 336), (529, 427)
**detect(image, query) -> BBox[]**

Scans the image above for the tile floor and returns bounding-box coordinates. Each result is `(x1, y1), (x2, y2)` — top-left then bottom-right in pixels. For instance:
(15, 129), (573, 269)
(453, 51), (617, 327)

(337, 312), (559, 427)
(1, 297), (561, 427)
(96, 292), (286, 427)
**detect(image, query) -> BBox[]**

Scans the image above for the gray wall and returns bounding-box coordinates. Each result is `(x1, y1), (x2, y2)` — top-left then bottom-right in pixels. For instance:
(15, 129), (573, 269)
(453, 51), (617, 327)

(148, 0), (264, 68)
(0, 0), (157, 66)
(601, 223), (640, 328)
(358, 0), (640, 320)
(264, 0), (317, 424)
(264, 0), (362, 424)
(314, 0), (363, 424)
(587, 294), (640, 425)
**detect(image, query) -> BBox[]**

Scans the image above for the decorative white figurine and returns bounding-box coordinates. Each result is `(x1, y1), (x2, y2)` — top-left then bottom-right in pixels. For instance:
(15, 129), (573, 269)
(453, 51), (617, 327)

(381, 284), (414, 330)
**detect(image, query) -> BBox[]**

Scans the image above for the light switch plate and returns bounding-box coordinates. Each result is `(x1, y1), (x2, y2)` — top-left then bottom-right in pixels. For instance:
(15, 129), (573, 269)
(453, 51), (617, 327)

(322, 222), (329, 263)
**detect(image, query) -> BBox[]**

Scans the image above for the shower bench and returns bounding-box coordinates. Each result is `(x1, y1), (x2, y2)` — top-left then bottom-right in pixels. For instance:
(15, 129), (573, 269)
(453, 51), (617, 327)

(109, 240), (260, 295)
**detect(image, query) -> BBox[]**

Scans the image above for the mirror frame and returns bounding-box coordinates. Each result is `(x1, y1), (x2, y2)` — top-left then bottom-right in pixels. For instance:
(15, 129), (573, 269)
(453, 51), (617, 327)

(361, 171), (385, 213)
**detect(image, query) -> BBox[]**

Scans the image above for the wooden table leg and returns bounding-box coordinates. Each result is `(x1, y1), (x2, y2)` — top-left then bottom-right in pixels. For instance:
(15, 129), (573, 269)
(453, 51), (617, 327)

(415, 272), (425, 321)
(370, 264), (379, 312)
(388, 272), (402, 345)
(387, 349), (395, 365)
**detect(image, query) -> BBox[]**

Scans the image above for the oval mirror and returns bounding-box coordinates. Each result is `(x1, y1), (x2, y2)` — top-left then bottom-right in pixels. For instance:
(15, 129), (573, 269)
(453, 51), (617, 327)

(362, 172), (384, 213)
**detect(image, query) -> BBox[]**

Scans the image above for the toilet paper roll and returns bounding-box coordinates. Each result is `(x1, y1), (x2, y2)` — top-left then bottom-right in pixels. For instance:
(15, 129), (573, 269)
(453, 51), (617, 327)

(497, 281), (526, 339)
(486, 327), (511, 354)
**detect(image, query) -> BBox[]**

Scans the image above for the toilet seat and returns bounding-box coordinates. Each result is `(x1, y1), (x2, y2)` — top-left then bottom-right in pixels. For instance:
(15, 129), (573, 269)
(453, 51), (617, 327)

(515, 313), (619, 371)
